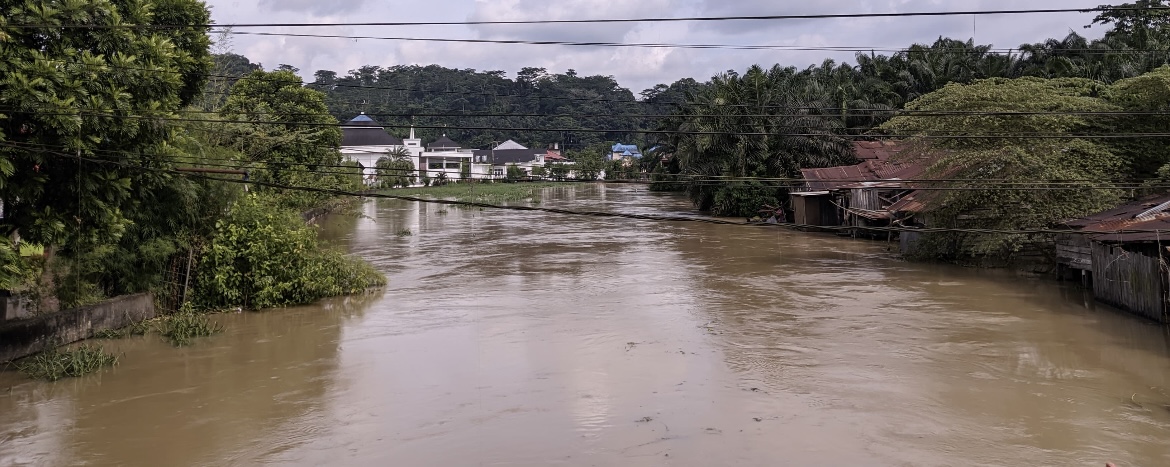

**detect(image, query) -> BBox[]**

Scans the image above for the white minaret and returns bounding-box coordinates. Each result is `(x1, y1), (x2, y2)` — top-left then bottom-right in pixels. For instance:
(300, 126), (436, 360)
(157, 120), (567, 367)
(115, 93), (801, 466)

(403, 125), (424, 181)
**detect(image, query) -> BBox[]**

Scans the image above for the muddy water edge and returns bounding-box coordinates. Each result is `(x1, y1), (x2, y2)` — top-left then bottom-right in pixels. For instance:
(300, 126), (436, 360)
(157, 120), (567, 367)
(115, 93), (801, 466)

(1, 183), (1168, 466)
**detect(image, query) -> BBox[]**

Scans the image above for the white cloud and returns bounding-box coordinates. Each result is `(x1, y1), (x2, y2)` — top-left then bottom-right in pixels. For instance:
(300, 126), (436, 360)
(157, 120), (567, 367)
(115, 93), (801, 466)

(256, 0), (369, 16)
(206, 0), (1111, 92)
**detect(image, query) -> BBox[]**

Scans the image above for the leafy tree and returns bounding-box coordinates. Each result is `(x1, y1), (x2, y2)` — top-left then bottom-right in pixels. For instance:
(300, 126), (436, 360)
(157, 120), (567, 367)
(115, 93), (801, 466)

(1089, 0), (1170, 42)
(219, 69), (349, 209)
(658, 65), (855, 216)
(547, 162), (572, 181)
(195, 194), (384, 310)
(0, 0), (212, 298)
(567, 149), (606, 180)
(375, 149), (416, 188)
(881, 77), (1124, 260)
(1103, 65), (1170, 179)
(505, 164), (526, 181)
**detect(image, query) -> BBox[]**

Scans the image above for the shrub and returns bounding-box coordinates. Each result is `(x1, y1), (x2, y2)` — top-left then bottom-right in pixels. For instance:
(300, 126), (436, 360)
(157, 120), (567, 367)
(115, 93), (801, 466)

(157, 312), (223, 347)
(16, 345), (119, 381)
(195, 195), (386, 310)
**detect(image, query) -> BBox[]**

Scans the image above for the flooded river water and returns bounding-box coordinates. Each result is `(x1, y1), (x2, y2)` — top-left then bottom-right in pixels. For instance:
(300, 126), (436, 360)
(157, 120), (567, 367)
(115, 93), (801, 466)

(2, 184), (1169, 466)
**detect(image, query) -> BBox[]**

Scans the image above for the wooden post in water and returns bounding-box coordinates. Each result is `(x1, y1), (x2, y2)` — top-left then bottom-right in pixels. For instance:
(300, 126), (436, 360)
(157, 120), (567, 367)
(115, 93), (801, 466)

(180, 247), (194, 309)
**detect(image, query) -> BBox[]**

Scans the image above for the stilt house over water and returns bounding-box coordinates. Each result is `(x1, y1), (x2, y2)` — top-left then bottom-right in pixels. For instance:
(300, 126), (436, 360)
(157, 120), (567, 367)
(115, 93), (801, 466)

(1058, 194), (1170, 323)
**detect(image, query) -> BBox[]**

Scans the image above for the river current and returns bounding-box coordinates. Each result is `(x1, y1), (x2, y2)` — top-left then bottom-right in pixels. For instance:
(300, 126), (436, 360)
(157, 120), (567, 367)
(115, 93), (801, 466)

(2, 184), (1168, 466)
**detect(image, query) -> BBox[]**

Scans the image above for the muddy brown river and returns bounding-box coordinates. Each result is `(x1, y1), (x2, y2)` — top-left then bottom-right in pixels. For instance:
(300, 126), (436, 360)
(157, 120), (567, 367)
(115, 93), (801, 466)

(2, 184), (1169, 466)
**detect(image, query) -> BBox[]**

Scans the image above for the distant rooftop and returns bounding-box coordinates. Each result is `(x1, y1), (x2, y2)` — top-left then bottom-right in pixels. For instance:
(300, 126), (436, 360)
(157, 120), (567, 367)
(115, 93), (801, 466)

(612, 143), (641, 154)
(494, 140), (528, 150)
(341, 114), (404, 147)
(429, 135), (462, 150)
(343, 114), (383, 128)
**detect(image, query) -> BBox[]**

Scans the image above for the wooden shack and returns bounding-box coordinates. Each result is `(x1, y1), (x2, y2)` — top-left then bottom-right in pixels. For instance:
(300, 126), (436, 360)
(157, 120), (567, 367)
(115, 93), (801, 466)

(791, 192), (839, 226)
(793, 141), (924, 231)
(1059, 195), (1170, 323)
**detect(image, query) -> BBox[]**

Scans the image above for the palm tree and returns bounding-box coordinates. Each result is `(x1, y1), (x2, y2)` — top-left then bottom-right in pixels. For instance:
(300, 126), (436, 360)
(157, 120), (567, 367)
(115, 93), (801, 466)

(661, 65), (855, 215)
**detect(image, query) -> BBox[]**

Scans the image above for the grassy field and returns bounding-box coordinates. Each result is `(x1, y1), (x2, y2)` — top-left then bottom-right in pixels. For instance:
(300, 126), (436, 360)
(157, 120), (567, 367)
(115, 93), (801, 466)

(382, 182), (585, 204)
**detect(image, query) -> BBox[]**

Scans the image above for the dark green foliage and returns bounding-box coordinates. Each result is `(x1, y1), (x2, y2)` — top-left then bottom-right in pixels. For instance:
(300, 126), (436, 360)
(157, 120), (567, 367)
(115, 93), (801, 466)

(712, 183), (782, 219)
(547, 163), (572, 181)
(307, 65), (651, 150)
(881, 77), (1125, 259)
(375, 150), (417, 188)
(219, 70), (355, 210)
(657, 65), (856, 216)
(16, 345), (119, 381)
(1103, 66), (1170, 180)
(195, 195), (386, 310)
(505, 165), (526, 181)
(157, 312), (222, 347)
(0, 0), (213, 279)
(605, 160), (640, 181)
(567, 149), (607, 180)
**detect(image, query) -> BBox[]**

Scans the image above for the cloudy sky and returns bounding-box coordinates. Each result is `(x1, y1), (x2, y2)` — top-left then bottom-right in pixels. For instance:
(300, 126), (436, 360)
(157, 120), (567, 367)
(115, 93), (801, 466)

(205, 0), (1110, 93)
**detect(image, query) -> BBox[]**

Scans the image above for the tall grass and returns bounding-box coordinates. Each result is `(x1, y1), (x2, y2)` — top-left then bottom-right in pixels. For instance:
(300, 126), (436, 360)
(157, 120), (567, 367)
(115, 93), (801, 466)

(93, 318), (154, 339)
(15, 345), (119, 381)
(157, 313), (223, 347)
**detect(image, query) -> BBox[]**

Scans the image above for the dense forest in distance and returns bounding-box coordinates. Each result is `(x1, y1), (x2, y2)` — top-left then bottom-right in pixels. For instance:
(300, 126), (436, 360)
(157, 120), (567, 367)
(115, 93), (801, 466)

(207, 0), (1170, 152)
(209, 52), (700, 151)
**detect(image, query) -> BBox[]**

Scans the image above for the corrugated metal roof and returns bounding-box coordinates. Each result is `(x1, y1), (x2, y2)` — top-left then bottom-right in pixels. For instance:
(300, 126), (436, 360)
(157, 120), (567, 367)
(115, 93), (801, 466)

(800, 141), (925, 191)
(854, 140), (903, 161)
(1062, 194), (1170, 243)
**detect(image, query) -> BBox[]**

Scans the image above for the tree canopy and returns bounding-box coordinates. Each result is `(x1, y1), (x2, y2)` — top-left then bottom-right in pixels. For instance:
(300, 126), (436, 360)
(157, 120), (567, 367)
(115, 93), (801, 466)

(654, 65), (856, 217)
(0, 0), (212, 259)
(881, 77), (1128, 259)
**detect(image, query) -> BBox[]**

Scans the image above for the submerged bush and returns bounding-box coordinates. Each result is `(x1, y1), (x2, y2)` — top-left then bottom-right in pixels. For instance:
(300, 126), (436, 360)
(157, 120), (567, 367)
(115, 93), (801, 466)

(16, 345), (119, 381)
(195, 195), (386, 310)
(94, 319), (154, 340)
(157, 313), (223, 347)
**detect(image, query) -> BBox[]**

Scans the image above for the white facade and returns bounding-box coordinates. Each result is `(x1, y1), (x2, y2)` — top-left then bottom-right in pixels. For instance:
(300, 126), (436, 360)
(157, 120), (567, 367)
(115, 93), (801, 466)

(339, 115), (425, 185)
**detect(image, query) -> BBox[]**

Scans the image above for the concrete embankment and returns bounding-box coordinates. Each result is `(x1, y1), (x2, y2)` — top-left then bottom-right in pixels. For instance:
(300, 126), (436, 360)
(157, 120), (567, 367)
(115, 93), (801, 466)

(0, 294), (156, 363)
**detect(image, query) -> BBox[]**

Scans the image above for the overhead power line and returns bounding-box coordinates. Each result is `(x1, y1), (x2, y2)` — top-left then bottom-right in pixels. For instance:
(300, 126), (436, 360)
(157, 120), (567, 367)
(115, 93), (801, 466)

(9, 140), (1170, 192)
(5, 7), (1159, 29)
(5, 107), (1170, 139)
(158, 108), (1170, 119)
(31, 57), (1170, 113)
(222, 30), (1170, 56)
(28, 146), (1170, 237)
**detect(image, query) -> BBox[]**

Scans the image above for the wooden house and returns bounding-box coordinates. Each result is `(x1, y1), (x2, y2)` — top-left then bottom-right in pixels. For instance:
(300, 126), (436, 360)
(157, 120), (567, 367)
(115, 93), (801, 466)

(1058, 195), (1170, 323)
(793, 141), (924, 230)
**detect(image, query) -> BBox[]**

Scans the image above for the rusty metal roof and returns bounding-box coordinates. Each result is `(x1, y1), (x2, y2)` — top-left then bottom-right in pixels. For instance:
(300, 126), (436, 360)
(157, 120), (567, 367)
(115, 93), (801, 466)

(854, 140), (903, 161)
(1062, 194), (1170, 243)
(801, 141), (925, 191)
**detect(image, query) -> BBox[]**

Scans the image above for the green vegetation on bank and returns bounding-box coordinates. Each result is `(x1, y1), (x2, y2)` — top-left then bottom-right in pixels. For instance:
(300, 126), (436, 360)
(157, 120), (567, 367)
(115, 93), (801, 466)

(387, 182), (584, 204)
(157, 312), (223, 347)
(92, 310), (221, 347)
(15, 345), (119, 382)
(196, 195), (384, 310)
(0, 0), (384, 324)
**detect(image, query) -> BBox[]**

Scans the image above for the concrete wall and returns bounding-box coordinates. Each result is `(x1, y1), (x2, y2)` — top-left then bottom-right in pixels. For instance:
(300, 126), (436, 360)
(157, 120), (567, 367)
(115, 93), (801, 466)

(0, 293), (156, 363)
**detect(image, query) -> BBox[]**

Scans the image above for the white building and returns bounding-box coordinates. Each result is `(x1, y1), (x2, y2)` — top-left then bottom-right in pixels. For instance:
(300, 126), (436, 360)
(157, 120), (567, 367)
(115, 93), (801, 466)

(339, 114), (423, 185)
(420, 135), (476, 182)
(471, 140), (548, 178)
